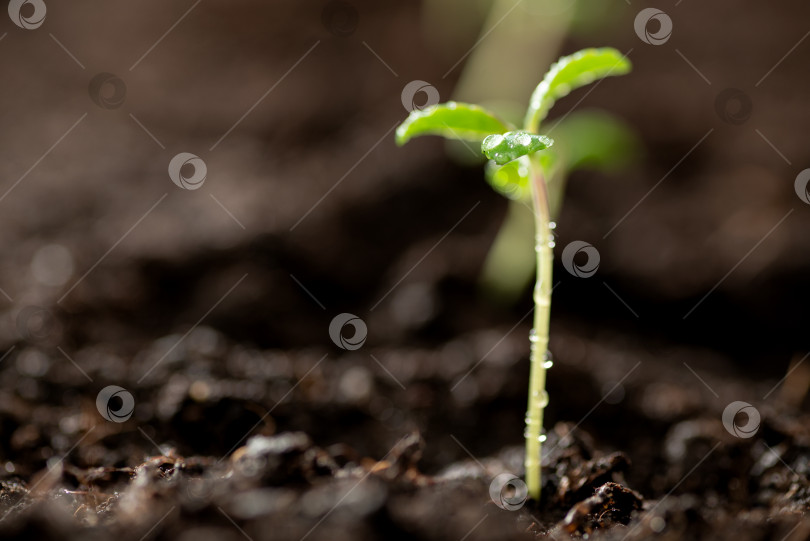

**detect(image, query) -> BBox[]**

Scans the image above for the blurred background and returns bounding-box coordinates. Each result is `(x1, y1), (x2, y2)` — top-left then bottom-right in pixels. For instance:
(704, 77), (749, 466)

(1, 0), (810, 522)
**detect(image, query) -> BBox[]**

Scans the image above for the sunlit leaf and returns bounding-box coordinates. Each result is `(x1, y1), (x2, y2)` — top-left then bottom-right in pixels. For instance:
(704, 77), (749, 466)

(395, 102), (510, 146)
(481, 131), (553, 165)
(485, 155), (531, 200)
(524, 47), (631, 132)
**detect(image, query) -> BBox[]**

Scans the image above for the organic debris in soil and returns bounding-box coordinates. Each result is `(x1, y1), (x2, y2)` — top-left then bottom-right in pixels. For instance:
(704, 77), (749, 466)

(556, 482), (643, 536)
(0, 424), (650, 541)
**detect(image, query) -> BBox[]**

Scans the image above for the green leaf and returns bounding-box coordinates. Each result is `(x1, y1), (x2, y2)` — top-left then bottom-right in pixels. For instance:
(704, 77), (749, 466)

(524, 47), (631, 132)
(485, 156), (531, 200)
(395, 101), (510, 146)
(550, 110), (640, 172)
(539, 111), (640, 220)
(481, 131), (553, 165)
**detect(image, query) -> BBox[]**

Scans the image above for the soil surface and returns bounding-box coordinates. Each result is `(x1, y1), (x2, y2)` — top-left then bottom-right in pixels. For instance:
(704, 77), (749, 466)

(1, 0), (810, 539)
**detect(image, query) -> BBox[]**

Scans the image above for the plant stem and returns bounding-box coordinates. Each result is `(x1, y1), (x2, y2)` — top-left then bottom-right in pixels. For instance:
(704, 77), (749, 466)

(525, 158), (553, 501)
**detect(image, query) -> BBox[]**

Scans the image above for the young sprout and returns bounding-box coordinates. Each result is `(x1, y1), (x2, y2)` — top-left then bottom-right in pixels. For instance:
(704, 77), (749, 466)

(396, 48), (631, 501)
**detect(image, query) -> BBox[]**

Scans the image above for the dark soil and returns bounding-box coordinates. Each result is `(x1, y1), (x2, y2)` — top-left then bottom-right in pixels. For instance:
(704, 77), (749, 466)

(3, 319), (810, 540)
(2, 0), (810, 539)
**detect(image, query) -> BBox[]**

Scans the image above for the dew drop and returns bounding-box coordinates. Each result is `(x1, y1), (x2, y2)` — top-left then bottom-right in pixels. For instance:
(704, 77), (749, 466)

(534, 234), (544, 252)
(538, 434), (547, 443)
(549, 221), (557, 230)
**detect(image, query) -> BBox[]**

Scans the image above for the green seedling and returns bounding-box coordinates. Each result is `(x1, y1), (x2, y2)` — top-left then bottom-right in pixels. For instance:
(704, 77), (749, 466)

(396, 47), (631, 500)
(480, 108), (639, 304)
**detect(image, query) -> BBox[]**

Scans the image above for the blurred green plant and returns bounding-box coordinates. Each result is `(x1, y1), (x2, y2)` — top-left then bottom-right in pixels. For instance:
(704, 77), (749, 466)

(481, 109), (639, 303)
(396, 47), (632, 501)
